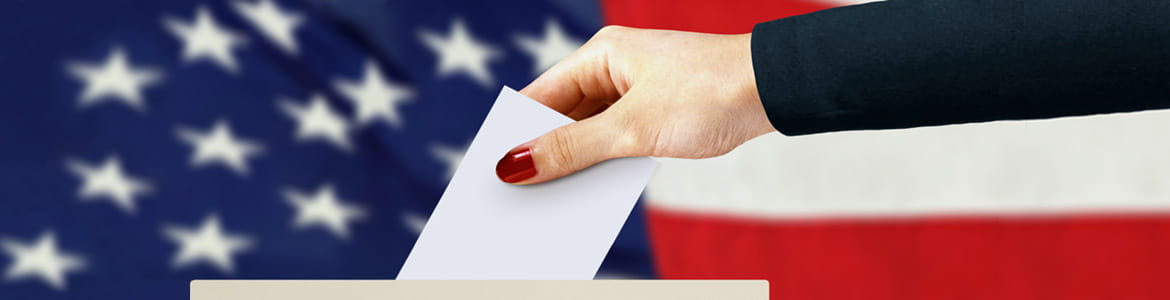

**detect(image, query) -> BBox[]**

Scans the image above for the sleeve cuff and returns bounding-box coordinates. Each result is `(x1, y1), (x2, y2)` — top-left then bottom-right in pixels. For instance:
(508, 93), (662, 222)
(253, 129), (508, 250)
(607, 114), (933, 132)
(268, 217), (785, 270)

(751, 17), (856, 136)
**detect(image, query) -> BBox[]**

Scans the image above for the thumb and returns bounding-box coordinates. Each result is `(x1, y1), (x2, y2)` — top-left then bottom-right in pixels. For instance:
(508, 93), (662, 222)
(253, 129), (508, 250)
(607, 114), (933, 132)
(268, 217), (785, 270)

(495, 113), (632, 185)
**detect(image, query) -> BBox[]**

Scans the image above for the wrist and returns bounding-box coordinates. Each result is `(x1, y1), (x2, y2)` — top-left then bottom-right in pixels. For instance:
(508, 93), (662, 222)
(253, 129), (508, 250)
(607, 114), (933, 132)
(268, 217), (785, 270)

(734, 33), (774, 137)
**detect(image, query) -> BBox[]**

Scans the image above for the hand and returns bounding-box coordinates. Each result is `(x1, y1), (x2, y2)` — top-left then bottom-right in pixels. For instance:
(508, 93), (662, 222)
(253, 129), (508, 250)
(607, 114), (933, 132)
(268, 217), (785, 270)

(497, 26), (776, 184)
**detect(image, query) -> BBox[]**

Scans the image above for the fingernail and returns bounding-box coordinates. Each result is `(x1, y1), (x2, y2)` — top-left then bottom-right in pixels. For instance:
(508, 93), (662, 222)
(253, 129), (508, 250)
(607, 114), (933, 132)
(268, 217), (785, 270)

(496, 146), (536, 183)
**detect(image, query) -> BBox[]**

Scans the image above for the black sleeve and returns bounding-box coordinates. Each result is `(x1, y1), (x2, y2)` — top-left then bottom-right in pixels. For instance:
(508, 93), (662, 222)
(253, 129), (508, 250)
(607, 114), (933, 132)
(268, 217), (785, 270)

(751, 0), (1170, 135)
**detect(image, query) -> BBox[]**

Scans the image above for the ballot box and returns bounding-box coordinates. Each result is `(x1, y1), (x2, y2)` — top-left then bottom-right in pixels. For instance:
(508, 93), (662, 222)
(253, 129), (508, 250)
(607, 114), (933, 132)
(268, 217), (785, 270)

(191, 280), (768, 299)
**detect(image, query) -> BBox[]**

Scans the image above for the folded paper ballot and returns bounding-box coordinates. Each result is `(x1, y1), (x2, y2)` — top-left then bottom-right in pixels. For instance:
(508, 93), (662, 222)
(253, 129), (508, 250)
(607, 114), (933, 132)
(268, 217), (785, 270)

(397, 87), (657, 279)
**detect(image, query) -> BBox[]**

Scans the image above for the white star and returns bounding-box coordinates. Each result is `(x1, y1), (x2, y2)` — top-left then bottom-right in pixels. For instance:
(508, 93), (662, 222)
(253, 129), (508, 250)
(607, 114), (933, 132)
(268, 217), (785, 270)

(333, 60), (413, 128)
(279, 95), (353, 152)
(1, 231), (85, 291)
(514, 19), (582, 75)
(67, 47), (163, 111)
(430, 143), (467, 180)
(282, 184), (366, 239)
(419, 18), (501, 87)
(163, 6), (247, 73)
(162, 214), (252, 273)
(402, 212), (427, 235)
(64, 156), (151, 214)
(176, 120), (264, 176)
(233, 0), (303, 55)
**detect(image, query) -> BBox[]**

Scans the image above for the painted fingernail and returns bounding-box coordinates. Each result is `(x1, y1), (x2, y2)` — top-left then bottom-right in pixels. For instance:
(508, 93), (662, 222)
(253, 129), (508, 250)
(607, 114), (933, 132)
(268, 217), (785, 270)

(496, 146), (536, 183)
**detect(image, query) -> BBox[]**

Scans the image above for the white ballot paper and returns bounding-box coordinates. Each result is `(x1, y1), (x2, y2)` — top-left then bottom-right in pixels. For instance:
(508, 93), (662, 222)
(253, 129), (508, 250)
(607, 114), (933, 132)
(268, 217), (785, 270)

(397, 87), (657, 280)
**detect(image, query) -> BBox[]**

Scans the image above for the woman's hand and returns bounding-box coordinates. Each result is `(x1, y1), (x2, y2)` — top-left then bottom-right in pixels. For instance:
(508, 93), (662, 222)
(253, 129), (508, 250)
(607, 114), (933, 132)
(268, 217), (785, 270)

(497, 26), (776, 184)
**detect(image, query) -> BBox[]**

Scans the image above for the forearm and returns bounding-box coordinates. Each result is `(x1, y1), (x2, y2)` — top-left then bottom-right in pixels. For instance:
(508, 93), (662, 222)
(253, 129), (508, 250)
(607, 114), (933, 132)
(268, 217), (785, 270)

(752, 0), (1170, 135)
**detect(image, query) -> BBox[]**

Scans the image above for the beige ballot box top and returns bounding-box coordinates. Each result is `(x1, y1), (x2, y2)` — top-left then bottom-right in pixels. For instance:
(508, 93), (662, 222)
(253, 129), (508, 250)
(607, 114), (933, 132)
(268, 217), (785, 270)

(191, 280), (768, 300)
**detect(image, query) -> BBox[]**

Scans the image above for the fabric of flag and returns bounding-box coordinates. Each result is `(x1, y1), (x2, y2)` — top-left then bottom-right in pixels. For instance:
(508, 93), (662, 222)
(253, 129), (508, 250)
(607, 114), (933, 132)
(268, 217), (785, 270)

(609, 0), (1170, 299)
(0, 0), (655, 298)
(11, 0), (1165, 299)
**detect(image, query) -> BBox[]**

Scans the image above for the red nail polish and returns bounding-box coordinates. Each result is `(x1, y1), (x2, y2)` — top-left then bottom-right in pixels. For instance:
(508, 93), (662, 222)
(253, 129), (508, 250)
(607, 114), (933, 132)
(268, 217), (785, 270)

(496, 146), (536, 183)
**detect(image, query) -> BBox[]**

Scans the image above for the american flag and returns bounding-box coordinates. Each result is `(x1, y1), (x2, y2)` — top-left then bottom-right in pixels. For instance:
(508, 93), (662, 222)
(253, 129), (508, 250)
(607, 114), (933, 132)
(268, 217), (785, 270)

(0, 0), (653, 298)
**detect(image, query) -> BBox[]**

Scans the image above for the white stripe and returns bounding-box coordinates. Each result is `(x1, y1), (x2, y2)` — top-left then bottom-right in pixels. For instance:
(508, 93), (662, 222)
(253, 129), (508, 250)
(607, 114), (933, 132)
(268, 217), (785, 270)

(646, 110), (1170, 218)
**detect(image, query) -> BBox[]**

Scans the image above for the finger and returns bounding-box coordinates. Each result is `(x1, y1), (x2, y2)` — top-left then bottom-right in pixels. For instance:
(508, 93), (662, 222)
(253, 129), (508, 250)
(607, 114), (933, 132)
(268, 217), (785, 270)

(520, 30), (623, 121)
(565, 101), (610, 120)
(495, 111), (636, 185)
(519, 59), (585, 116)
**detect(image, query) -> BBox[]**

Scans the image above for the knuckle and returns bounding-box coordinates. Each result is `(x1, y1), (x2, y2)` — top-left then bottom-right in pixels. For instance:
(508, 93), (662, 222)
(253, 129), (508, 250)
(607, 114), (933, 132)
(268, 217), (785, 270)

(591, 25), (628, 46)
(544, 130), (579, 170)
(596, 25), (627, 37)
(613, 132), (642, 157)
(607, 111), (652, 157)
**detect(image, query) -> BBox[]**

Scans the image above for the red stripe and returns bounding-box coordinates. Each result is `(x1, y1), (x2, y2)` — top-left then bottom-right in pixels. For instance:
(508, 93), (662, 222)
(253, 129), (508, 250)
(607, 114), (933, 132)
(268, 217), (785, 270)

(648, 208), (1170, 299)
(601, 0), (835, 34)
(604, 0), (1170, 298)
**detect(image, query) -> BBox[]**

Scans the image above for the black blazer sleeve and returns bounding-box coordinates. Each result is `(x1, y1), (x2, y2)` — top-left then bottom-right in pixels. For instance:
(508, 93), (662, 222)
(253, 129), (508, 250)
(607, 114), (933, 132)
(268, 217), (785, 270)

(752, 0), (1170, 135)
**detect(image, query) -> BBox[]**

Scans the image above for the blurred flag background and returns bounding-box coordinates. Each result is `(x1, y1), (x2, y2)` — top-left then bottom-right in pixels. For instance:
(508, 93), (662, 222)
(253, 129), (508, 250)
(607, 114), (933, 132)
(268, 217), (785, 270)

(1, 0), (639, 298)
(4, 0), (1170, 299)
(618, 1), (1170, 299)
